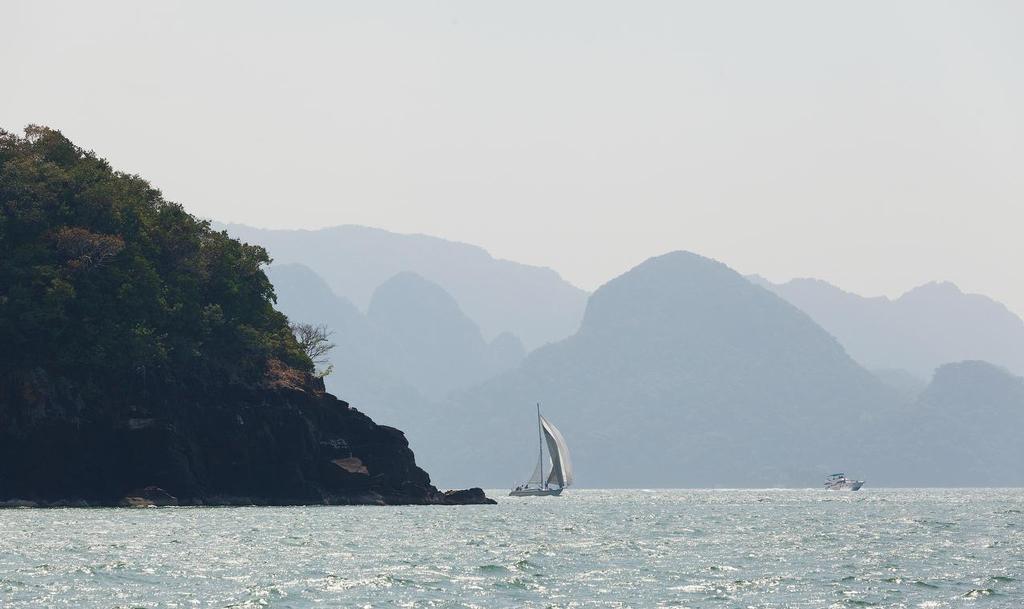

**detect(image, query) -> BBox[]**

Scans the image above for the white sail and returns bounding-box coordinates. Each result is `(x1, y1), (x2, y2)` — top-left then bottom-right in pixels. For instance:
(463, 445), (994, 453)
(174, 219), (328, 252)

(540, 415), (573, 487)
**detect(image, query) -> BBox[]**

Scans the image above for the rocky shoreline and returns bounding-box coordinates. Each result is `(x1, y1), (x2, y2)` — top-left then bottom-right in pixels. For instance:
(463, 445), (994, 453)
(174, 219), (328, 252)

(0, 369), (495, 507)
(0, 486), (495, 508)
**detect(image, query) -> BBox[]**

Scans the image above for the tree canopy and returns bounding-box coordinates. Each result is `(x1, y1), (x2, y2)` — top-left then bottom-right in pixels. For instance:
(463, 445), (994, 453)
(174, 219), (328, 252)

(0, 126), (311, 398)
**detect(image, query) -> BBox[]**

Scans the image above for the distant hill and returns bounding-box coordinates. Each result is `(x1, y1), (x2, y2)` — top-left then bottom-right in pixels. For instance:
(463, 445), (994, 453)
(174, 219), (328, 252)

(266, 264), (523, 420)
(368, 272), (524, 399)
(220, 223), (588, 350)
(414, 252), (901, 488)
(265, 264), (424, 426)
(755, 277), (1024, 377)
(871, 368), (929, 402)
(269, 256), (1024, 489)
(890, 361), (1024, 486)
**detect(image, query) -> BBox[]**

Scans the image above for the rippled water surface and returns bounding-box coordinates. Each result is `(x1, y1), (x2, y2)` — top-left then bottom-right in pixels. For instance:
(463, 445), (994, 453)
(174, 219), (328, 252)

(1, 489), (1022, 608)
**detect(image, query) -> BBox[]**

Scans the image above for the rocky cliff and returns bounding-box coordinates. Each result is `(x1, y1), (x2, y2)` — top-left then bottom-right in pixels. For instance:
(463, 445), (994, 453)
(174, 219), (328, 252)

(0, 126), (492, 507)
(0, 368), (492, 506)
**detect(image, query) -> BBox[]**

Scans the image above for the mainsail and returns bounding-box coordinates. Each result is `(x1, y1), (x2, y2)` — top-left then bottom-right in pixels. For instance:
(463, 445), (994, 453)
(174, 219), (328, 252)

(512, 404), (573, 495)
(540, 414), (573, 487)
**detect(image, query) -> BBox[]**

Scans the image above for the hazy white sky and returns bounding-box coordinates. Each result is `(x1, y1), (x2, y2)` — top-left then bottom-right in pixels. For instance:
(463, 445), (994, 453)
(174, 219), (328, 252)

(3, 1), (1023, 313)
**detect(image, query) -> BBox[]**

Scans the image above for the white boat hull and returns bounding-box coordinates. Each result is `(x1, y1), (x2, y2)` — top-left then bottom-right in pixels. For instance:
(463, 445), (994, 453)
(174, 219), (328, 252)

(509, 487), (563, 497)
(826, 481), (864, 491)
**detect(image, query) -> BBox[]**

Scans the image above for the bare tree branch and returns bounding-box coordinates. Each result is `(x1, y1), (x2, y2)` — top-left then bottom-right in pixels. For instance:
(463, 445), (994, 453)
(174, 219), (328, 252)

(289, 322), (335, 377)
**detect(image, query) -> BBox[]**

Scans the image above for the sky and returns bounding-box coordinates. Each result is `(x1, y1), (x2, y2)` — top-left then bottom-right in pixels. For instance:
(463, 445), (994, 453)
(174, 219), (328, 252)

(3, 1), (1023, 314)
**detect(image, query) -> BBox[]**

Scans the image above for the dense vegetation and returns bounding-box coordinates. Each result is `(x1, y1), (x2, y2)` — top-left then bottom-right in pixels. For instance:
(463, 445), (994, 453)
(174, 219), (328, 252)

(0, 126), (498, 506)
(0, 126), (311, 401)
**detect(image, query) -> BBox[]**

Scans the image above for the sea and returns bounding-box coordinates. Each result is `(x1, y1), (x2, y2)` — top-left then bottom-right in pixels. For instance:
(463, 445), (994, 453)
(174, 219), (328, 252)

(1, 489), (1021, 608)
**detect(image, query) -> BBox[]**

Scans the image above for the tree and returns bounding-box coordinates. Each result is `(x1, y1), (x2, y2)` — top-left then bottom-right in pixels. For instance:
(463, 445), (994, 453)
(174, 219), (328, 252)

(290, 322), (335, 377)
(0, 125), (313, 392)
(54, 227), (125, 271)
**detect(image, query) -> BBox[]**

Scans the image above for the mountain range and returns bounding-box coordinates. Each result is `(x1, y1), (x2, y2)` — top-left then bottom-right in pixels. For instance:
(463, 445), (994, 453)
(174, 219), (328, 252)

(753, 276), (1024, 379)
(237, 226), (1024, 488)
(410, 255), (1024, 488)
(221, 223), (588, 350)
(411, 252), (902, 488)
(15, 125), (1019, 501)
(265, 264), (524, 427)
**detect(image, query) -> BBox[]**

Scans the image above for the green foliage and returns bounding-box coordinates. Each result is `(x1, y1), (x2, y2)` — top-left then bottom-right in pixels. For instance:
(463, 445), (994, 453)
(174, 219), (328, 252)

(0, 125), (312, 396)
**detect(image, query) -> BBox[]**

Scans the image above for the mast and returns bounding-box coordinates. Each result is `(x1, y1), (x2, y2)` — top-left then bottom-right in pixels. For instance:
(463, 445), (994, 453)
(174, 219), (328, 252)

(537, 403), (544, 488)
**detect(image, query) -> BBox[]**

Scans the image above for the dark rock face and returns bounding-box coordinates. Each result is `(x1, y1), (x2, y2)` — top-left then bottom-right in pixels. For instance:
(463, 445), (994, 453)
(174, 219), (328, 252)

(441, 487), (497, 505)
(0, 127), (492, 507)
(120, 486), (179, 507)
(0, 369), (491, 507)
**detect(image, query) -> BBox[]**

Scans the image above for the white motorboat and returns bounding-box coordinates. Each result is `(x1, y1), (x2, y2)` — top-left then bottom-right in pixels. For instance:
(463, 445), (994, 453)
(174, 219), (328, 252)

(825, 473), (864, 491)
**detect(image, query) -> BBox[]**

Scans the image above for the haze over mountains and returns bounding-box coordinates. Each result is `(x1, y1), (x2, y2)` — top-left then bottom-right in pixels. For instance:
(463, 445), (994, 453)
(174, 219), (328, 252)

(754, 276), (1024, 379)
(264, 263), (421, 426)
(414, 252), (901, 488)
(243, 224), (1024, 488)
(222, 223), (588, 350)
(265, 264), (524, 426)
(893, 360), (1024, 487)
(366, 271), (525, 399)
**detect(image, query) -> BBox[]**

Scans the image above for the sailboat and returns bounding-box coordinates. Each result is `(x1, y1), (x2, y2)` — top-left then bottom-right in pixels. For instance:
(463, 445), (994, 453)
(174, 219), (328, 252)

(509, 404), (573, 497)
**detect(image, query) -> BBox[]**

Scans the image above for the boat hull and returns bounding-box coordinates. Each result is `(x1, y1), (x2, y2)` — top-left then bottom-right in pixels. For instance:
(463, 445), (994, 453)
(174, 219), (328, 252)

(509, 487), (564, 497)
(826, 481), (864, 491)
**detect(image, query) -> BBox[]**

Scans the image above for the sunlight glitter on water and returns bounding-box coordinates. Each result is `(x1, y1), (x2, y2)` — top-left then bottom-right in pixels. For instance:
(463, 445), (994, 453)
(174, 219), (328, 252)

(0, 489), (1022, 608)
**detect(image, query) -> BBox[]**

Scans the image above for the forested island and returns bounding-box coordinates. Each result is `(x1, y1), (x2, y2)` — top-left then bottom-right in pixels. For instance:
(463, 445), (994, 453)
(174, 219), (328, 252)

(0, 126), (492, 506)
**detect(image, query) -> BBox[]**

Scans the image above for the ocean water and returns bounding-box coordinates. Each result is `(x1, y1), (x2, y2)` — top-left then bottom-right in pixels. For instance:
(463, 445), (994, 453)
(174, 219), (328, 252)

(0, 489), (1021, 608)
